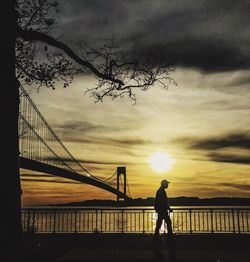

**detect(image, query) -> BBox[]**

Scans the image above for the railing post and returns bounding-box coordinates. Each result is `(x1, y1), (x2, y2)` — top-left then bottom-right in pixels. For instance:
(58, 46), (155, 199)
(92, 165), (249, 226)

(189, 209), (192, 234)
(232, 209), (235, 234)
(142, 209), (145, 234)
(27, 209), (31, 232)
(32, 209), (35, 232)
(96, 209), (98, 232)
(246, 211), (249, 232)
(121, 210), (124, 234)
(237, 209), (241, 234)
(74, 210), (77, 233)
(100, 210), (103, 233)
(211, 209), (214, 234)
(53, 209), (56, 233)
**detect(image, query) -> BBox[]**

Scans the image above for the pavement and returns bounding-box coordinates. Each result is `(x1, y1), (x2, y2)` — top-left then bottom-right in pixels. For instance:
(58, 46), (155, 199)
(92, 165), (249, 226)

(21, 233), (250, 262)
(57, 248), (250, 262)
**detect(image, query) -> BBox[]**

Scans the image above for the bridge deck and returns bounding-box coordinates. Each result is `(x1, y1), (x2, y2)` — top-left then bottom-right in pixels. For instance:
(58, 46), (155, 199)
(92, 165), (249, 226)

(20, 157), (128, 199)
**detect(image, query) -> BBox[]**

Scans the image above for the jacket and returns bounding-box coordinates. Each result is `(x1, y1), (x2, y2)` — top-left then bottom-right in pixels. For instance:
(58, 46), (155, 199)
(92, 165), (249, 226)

(154, 187), (170, 212)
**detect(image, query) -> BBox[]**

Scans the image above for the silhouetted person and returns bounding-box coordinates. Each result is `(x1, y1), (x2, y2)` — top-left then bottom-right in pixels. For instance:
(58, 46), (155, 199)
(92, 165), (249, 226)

(154, 179), (173, 238)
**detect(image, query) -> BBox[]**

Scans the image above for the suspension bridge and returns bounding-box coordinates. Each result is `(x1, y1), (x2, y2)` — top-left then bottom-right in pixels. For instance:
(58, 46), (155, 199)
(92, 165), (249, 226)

(18, 84), (250, 237)
(18, 84), (131, 201)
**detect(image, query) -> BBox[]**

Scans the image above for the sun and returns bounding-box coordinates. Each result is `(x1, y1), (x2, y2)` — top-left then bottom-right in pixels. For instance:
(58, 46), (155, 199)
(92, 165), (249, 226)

(149, 152), (175, 173)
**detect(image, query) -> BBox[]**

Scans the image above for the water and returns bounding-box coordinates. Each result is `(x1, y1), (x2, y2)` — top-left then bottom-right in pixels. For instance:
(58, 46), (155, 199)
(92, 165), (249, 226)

(22, 206), (250, 234)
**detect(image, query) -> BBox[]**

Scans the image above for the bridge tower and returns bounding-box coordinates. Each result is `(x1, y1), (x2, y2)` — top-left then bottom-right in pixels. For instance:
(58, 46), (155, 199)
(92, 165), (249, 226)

(116, 166), (126, 202)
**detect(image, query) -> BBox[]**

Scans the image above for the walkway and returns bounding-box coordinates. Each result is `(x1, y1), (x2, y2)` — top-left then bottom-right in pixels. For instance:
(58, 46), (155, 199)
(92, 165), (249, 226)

(22, 234), (250, 261)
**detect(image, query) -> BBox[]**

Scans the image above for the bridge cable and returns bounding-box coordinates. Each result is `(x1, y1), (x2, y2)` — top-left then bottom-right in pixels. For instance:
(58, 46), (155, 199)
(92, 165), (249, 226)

(19, 84), (126, 192)
(19, 114), (76, 173)
(126, 178), (132, 198)
(19, 84), (101, 181)
(103, 170), (117, 182)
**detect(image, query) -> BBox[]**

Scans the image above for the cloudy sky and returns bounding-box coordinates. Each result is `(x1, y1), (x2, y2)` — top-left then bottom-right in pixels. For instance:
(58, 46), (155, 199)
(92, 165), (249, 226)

(20, 0), (250, 205)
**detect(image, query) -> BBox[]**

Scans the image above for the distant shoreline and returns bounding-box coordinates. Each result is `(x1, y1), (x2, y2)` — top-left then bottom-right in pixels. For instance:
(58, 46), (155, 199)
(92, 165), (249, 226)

(45, 197), (250, 207)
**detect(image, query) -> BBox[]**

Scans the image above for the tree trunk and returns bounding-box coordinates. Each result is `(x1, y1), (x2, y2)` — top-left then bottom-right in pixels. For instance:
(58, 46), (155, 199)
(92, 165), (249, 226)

(0, 1), (24, 255)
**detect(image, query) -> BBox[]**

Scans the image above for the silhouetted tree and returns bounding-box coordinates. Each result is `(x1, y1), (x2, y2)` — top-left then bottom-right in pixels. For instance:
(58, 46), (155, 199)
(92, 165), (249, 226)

(2, 0), (175, 256)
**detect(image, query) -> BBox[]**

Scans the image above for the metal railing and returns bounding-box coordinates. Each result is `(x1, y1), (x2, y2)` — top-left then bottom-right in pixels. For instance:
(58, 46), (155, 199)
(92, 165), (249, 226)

(21, 207), (250, 234)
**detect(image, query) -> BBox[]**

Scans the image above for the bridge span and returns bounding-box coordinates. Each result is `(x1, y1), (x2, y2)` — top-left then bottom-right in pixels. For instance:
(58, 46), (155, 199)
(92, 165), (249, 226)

(19, 84), (131, 200)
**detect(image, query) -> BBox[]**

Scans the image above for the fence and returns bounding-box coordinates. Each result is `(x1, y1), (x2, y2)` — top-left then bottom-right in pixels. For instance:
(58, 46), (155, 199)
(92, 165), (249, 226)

(21, 207), (250, 234)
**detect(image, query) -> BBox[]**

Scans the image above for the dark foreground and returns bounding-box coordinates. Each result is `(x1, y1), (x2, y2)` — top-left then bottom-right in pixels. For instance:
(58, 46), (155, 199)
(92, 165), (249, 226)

(2, 234), (250, 261)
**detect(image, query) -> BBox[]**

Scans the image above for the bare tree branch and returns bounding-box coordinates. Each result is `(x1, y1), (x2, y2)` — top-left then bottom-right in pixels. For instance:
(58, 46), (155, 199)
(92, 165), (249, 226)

(16, 0), (176, 102)
(17, 28), (125, 87)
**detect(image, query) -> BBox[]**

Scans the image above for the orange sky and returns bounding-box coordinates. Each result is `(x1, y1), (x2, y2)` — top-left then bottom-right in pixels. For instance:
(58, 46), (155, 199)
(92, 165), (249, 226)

(20, 68), (250, 206)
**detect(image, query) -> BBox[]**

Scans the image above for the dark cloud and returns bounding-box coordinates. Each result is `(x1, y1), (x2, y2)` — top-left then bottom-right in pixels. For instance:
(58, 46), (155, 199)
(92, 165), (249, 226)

(227, 75), (250, 87)
(21, 177), (81, 184)
(55, 0), (250, 72)
(187, 133), (250, 150)
(132, 37), (248, 72)
(208, 152), (250, 165)
(58, 134), (152, 148)
(220, 183), (250, 191)
(174, 132), (250, 165)
(108, 138), (152, 146)
(47, 156), (132, 166)
(53, 136), (92, 144)
(54, 120), (106, 133)
(21, 173), (53, 178)
(54, 120), (142, 143)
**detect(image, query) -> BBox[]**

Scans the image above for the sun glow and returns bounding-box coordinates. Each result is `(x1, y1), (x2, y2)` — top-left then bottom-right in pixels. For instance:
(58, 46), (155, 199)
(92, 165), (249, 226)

(149, 152), (175, 173)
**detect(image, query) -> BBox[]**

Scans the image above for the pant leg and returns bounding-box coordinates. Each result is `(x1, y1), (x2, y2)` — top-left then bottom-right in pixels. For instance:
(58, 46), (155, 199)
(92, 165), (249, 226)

(154, 212), (164, 235)
(163, 212), (173, 235)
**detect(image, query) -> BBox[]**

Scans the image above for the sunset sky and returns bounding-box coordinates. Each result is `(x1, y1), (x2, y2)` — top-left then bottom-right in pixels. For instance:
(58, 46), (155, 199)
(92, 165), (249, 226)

(20, 0), (250, 205)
